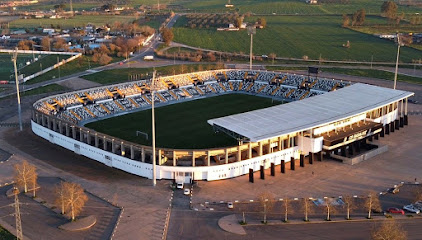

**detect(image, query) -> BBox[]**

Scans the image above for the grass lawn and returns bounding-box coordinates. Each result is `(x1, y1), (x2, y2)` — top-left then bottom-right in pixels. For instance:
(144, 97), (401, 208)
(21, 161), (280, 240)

(0, 225), (16, 240)
(21, 84), (67, 97)
(0, 53), (34, 81)
(173, 15), (422, 63)
(9, 15), (137, 29)
(321, 68), (422, 85)
(86, 94), (281, 149)
(82, 64), (218, 85)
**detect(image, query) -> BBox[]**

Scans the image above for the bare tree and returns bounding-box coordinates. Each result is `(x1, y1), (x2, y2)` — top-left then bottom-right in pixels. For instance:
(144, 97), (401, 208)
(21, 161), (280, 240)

(14, 160), (37, 194)
(371, 219), (407, 240)
(55, 181), (67, 215)
(237, 202), (248, 224)
(324, 199), (338, 221)
(343, 196), (357, 220)
(282, 197), (293, 222)
(301, 198), (314, 221)
(258, 192), (274, 223)
(63, 182), (88, 221)
(365, 191), (381, 219)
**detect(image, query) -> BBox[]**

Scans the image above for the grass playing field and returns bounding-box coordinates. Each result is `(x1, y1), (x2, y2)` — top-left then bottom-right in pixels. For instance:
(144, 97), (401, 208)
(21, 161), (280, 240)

(173, 15), (422, 63)
(85, 94), (281, 149)
(0, 53), (70, 81)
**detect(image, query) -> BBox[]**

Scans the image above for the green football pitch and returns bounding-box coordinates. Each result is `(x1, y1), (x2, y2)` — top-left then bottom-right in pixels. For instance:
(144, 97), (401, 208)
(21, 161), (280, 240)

(85, 94), (282, 149)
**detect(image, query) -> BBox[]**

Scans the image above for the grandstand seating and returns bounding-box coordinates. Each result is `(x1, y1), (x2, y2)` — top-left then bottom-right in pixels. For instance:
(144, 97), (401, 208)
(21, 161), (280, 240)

(34, 70), (353, 123)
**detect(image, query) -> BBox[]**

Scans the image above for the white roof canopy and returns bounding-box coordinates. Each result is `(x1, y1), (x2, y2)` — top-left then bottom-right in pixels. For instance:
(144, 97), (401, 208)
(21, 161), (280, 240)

(207, 83), (414, 142)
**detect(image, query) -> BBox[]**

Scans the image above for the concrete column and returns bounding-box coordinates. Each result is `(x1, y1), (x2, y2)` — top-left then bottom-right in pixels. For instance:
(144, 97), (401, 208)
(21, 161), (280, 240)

(207, 151), (210, 166)
(237, 145), (241, 162)
(267, 139), (271, 154)
(278, 137), (282, 151)
(385, 124), (390, 135)
(58, 120), (63, 134)
(72, 127), (76, 139)
(404, 98), (408, 125)
(111, 139), (115, 153)
(225, 149), (229, 164)
(36, 113), (41, 124)
(158, 149), (162, 165)
(47, 116), (51, 129)
(246, 143), (251, 159)
(390, 121), (395, 133)
(287, 135), (291, 148)
(375, 134), (379, 140)
(95, 134), (99, 147)
(281, 160), (285, 173)
(130, 145), (135, 159)
(260, 165), (264, 179)
(319, 151), (323, 161)
(258, 142), (263, 156)
(191, 151), (195, 167)
(300, 154), (304, 167)
(281, 138), (284, 150)
(173, 151), (177, 166)
(395, 119), (400, 130)
(79, 128), (84, 142)
(65, 124), (69, 137)
(52, 118), (57, 131)
(141, 147), (145, 162)
(103, 137), (107, 151)
(121, 142), (125, 156)
(309, 152), (314, 164)
(290, 157), (295, 170)
(87, 132), (91, 145)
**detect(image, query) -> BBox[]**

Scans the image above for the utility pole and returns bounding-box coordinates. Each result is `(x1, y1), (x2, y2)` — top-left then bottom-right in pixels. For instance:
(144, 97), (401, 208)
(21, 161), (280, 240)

(12, 47), (23, 131)
(247, 26), (256, 70)
(14, 187), (23, 240)
(151, 70), (157, 187)
(393, 33), (401, 90)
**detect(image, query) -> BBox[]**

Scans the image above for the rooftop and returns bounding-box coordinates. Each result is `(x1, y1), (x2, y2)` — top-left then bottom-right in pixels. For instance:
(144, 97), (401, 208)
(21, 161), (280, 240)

(207, 83), (414, 142)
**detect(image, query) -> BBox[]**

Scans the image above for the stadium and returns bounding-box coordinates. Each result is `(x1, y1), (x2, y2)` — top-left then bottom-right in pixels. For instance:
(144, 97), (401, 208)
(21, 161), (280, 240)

(31, 69), (414, 183)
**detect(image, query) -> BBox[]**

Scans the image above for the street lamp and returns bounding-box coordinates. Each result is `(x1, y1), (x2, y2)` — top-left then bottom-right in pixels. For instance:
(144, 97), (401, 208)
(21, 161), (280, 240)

(393, 33), (402, 90)
(247, 26), (256, 70)
(151, 70), (157, 187)
(11, 47), (23, 131)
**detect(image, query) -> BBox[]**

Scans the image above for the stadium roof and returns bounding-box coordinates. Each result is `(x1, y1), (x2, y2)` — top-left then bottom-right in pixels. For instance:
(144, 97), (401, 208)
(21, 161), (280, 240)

(207, 83), (414, 142)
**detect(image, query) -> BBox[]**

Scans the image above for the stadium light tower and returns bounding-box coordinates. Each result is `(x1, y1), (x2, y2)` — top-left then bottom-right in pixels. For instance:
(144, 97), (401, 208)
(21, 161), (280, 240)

(12, 47), (23, 131)
(393, 33), (402, 90)
(151, 70), (157, 187)
(247, 26), (256, 70)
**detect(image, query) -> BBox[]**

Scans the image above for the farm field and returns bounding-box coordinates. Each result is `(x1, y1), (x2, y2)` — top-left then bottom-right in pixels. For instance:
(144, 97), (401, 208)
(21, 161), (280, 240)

(172, 15), (422, 63)
(182, 0), (422, 14)
(9, 15), (137, 29)
(0, 53), (70, 81)
(86, 94), (281, 149)
(82, 64), (219, 85)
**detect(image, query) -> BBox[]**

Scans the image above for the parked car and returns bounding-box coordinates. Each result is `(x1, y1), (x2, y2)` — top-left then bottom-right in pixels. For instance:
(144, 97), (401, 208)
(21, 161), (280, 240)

(184, 188), (190, 195)
(227, 202), (234, 209)
(413, 202), (422, 211)
(403, 205), (420, 214)
(176, 182), (184, 189)
(387, 207), (405, 214)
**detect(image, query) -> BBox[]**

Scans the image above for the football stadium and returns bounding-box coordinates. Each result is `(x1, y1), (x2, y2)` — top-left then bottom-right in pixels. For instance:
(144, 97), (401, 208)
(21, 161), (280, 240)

(31, 69), (414, 183)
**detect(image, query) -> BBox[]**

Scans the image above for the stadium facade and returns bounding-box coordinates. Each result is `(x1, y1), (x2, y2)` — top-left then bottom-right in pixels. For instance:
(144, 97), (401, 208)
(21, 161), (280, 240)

(31, 69), (414, 183)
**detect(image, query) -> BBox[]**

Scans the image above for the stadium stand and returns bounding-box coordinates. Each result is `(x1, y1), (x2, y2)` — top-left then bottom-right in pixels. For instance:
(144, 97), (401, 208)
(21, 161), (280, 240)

(34, 70), (352, 123)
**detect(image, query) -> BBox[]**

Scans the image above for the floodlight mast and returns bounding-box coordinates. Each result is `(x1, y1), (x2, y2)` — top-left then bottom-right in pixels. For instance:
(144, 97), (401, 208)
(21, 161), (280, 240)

(393, 33), (401, 90)
(12, 47), (23, 131)
(248, 26), (256, 70)
(151, 70), (157, 187)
